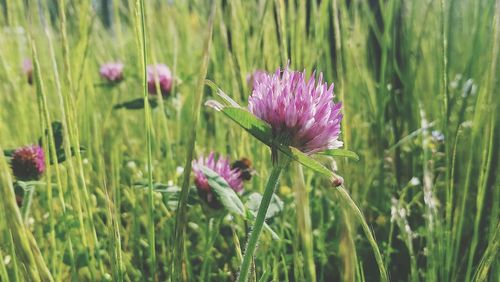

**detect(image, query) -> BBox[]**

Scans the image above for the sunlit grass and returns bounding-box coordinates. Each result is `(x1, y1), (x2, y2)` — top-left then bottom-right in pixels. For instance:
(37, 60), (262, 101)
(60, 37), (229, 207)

(0, 0), (498, 281)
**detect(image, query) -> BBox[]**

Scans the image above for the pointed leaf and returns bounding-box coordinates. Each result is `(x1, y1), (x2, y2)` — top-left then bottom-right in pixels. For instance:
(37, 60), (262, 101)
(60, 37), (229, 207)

(94, 80), (124, 88)
(200, 166), (246, 216)
(246, 192), (284, 219)
(39, 121), (64, 150)
(113, 97), (158, 110)
(205, 80), (241, 108)
(214, 107), (343, 181)
(319, 149), (359, 161)
(219, 107), (273, 146)
(3, 149), (14, 157)
(200, 165), (279, 239)
(53, 146), (86, 164)
(279, 146), (337, 178)
(245, 210), (280, 240)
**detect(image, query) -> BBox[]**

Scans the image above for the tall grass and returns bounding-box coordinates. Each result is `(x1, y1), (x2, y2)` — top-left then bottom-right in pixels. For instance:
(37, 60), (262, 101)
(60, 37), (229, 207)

(0, 0), (497, 281)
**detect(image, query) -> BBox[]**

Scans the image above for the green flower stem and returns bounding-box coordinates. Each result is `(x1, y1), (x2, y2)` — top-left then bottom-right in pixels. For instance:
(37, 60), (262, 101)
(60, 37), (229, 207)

(134, 0), (156, 277)
(0, 148), (53, 281)
(293, 163), (316, 282)
(238, 162), (286, 282)
(172, 2), (216, 281)
(336, 186), (388, 282)
(201, 216), (223, 281)
(339, 210), (357, 282)
(21, 187), (34, 223)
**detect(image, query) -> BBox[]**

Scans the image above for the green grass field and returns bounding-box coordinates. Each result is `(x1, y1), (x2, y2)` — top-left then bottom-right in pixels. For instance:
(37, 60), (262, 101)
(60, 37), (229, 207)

(0, 0), (498, 281)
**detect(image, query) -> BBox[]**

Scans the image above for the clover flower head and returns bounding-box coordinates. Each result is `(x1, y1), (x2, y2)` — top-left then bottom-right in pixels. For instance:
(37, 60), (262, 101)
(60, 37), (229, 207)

(192, 152), (244, 208)
(247, 70), (268, 91)
(100, 62), (124, 83)
(248, 67), (343, 154)
(147, 64), (173, 97)
(22, 59), (33, 85)
(11, 145), (45, 180)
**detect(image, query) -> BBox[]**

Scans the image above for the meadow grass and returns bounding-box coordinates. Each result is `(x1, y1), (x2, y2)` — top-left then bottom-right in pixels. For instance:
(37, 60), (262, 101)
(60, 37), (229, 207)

(0, 0), (498, 281)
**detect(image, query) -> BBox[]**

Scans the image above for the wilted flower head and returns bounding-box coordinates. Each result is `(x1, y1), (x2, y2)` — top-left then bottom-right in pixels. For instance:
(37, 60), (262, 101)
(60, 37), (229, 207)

(100, 62), (124, 83)
(248, 67), (343, 154)
(247, 70), (268, 91)
(147, 64), (173, 97)
(11, 145), (45, 181)
(192, 152), (243, 208)
(22, 59), (33, 85)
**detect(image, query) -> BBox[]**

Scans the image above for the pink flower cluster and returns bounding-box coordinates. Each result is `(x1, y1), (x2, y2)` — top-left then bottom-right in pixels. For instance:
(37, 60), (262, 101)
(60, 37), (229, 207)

(11, 145), (46, 180)
(193, 152), (244, 192)
(247, 70), (268, 90)
(192, 152), (244, 208)
(248, 67), (343, 154)
(147, 64), (173, 96)
(23, 59), (33, 85)
(100, 62), (124, 83)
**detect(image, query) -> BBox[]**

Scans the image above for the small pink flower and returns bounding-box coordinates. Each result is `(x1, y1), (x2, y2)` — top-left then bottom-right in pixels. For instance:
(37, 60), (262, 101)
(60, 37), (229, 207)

(147, 64), (173, 97)
(192, 152), (244, 208)
(248, 67), (343, 154)
(100, 62), (124, 83)
(11, 145), (45, 180)
(22, 59), (33, 85)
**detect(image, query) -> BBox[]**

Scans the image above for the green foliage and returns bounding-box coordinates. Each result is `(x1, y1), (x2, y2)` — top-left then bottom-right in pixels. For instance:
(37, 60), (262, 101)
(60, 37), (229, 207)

(0, 0), (497, 281)
(113, 97), (158, 110)
(201, 166), (246, 216)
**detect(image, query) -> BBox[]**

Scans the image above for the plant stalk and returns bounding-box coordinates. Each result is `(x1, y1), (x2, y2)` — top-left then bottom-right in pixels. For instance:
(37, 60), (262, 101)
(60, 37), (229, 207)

(134, 0), (156, 277)
(336, 186), (388, 282)
(20, 187), (34, 223)
(172, 2), (216, 281)
(238, 162), (286, 282)
(293, 163), (316, 282)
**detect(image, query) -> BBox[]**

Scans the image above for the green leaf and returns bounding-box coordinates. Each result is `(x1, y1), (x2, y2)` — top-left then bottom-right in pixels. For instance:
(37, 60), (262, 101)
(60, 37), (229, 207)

(14, 181), (49, 191)
(94, 80), (124, 88)
(220, 107), (274, 147)
(36, 121), (83, 164)
(14, 181), (34, 191)
(200, 166), (246, 216)
(199, 166), (279, 239)
(133, 181), (197, 208)
(134, 181), (180, 193)
(318, 149), (359, 161)
(56, 213), (80, 240)
(63, 248), (90, 268)
(39, 121), (64, 150)
(279, 146), (336, 178)
(53, 146), (86, 164)
(205, 80), (241, 108)
(113, 97), (158, 110)
(216, 107), (341, 180)
(245, 210), (280, 240)
(3, 149), (14, 157)
(246, 192), (284, 219)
